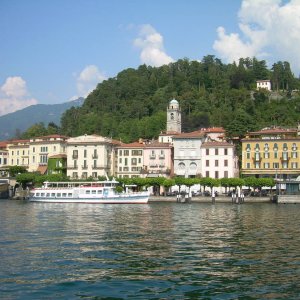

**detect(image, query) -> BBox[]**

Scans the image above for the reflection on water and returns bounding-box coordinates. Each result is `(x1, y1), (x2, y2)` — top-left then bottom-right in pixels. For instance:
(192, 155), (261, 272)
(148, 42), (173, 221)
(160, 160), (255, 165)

(0, 200), (299, 299)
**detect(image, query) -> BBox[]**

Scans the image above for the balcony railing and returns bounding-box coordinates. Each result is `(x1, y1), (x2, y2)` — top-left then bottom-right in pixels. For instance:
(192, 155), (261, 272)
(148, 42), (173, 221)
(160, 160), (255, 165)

(82, 165), (88, 170)
(92, 154), (98, 159)
(72, 155), (78, 159)
(92, 164), (108, 169)
(67, 165), (78, 170)
(149, 154), (156, 159)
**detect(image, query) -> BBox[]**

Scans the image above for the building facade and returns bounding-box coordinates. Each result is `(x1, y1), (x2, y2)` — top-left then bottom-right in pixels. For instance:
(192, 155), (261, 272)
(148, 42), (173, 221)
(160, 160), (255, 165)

(256, 80), (271, 91)
(143, 142), (173, 178)
(173, 130), (206, 177)
(28, 135), (68, 173)
(201, 141), (238, 179)
(67, 135), (117, 179)
(7, 139), (30, 169)
(241, 127), (300, 179)
(116, 142), (144, 178)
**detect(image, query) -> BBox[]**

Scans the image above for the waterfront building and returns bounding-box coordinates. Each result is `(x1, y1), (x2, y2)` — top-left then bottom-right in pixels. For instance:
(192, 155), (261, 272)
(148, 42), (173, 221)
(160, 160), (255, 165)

(201, 141), (239, 179)
(0, 141), (9, 176)
(173, 130), (205, 177)
(241, 127), (300, 179)
(67, 134), (118, 179)
(116, 141), (145, 178)
(28, 135), (68, 174)
(143, 141), (173, 178)
(7, 139), (30, 169)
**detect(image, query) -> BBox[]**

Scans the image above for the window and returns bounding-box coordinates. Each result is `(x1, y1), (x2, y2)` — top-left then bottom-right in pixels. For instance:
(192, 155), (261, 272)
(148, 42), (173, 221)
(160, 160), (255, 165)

(273, 163), (279, 169)
(73, 150), (78, 159)
(224, 171), (228, 178)
(131, 158), (137, 165)
(72, 172), (78, 178)
(132, 150), (142, 156)
(282, 162), (288, 169)
(206, 160), (209, 167)
(74, 160), (77, 168)
(274, 152), (278, 159)
(224, 160), (228, 167)
(283, 143), (288, 151)
(124, 150), (129, 156)
(119, 167), (122, 171)
(264, 163), (270, 168)
(84, 149), (87, 158)
(246, 163), (251, 169)
(119, 158), (122, 163)
(246, 153), (250, 159)
(119, 150), (122, 156)
(246, 144), (251, 151)
(206, 171), (209, 177)
(264, 152), (270, 159)
(215, 149), (219, 155)
(292, 152), (297, 158)
(255, 144), (260, 151)
(273, 143), (278, 151)
(215, 171), (219, 178)
(215, 160), (219, 167)
(125, 158), (128, 166)
(292, 162), (298, 169)
(255, 162), (260, 168)
(224, 149), (228, 155)
(206, 149), (209, 155)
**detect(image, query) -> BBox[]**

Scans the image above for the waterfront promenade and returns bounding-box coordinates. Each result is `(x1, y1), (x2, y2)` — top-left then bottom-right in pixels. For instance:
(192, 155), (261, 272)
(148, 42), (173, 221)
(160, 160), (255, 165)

(149, 195), (271, 203)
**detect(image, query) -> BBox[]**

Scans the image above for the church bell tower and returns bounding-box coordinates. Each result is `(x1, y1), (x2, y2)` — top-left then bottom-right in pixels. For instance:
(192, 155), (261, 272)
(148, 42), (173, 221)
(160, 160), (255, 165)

(167, 99), (181, 133)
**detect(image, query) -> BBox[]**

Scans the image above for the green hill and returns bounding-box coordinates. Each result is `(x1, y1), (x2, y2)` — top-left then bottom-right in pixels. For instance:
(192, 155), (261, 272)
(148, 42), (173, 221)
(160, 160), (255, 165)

(58, 57), (300, 142)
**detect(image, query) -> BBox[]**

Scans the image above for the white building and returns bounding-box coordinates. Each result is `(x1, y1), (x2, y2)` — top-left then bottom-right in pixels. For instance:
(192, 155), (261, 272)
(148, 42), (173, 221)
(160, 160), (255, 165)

(173, 130), (206, 177)
(256, 80), (271, 91)
(201, 141), (239, 179)
(67, 134), (118, 179)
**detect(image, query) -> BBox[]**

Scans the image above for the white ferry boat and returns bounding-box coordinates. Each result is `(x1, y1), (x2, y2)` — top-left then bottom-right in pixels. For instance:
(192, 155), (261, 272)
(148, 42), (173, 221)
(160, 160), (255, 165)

(29, 179), (149, 204)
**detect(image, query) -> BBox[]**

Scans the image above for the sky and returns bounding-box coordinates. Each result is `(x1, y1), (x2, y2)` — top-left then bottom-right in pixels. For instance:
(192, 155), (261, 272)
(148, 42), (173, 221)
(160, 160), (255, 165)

(1, 0), (300, 116)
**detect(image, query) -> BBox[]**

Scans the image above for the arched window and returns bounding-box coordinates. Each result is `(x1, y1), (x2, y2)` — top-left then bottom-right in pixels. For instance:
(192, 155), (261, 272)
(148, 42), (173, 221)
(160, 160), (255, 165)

(170, 113), (174, 120)
(246, 144), (251, 151)
(283, 143), (288, 151)
(292, 143), (297, 151)
(273, 143), (278, 151)
(255, 143), (260, 151)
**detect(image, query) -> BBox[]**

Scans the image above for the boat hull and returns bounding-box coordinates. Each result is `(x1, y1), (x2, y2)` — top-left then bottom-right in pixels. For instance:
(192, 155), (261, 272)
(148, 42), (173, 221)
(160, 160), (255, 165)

(29, 194), (149, 204)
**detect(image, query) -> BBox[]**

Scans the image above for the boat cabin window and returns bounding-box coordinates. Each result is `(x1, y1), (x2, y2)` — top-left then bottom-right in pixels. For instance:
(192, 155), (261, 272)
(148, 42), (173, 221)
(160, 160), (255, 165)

(46, 193), (50, 197)
(68, 193), (72, 197)
(86, 190), (90, 194)
(51, 193), (55, 197)
(41, 193), (45, 197)
(92, 190), (96, 194)
(36, 193), (40, 197)
(62, 193), (67, 197)
(57, 193), (61, 197)
(97, 190), (102, 194)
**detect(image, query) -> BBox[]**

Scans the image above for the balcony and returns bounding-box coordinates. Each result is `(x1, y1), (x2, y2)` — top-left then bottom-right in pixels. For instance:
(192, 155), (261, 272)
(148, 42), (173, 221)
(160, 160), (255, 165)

(92, 154), (98, 159)
(159, 154), (165, 159)
(67, 165), (78, 170)
(72, 155), (78, 159)
(149, 154), (156, 159)
(82, 165), (88, 170)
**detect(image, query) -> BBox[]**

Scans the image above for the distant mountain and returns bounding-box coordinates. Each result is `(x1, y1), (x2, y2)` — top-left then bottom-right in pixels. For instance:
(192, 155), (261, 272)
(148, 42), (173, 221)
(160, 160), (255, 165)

(0, 98), (84, 140)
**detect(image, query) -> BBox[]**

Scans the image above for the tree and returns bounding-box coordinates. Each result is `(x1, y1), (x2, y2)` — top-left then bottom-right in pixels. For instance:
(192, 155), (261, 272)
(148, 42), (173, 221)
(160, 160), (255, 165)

(162, 179), (175, 196)
(9, 166), (27, 177)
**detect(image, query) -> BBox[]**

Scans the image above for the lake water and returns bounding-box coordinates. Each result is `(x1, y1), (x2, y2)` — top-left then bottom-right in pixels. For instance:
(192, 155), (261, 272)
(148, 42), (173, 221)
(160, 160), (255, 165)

(0, 200), (299, 299)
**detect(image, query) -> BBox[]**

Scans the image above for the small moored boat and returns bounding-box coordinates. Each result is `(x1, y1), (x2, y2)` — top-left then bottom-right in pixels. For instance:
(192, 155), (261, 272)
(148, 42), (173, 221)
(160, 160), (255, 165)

(29, 179), (149, 204)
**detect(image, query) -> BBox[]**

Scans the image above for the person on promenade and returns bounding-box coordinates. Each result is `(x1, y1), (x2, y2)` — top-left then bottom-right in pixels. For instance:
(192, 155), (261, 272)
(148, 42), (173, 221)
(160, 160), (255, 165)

(231, 190), (236, 204)
(212, 189), (216, 204)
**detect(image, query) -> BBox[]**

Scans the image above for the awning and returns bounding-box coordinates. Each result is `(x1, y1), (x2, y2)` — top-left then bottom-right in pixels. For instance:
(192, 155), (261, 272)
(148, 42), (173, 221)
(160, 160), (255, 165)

(37, 165), (47, 174)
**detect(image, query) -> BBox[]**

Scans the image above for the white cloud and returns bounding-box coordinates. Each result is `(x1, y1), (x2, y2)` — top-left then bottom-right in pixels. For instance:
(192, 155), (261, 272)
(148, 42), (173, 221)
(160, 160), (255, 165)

(0, 76), (38, 116)
(213, 0), (300, 73)
(73, 65), (106, 99)
(134, 24), (174, 67)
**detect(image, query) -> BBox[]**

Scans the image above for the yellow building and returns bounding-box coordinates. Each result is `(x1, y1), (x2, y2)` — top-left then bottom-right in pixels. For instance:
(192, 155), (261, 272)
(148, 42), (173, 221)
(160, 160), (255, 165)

(7, 139), (30, 169)
(241, 127), (300, 179)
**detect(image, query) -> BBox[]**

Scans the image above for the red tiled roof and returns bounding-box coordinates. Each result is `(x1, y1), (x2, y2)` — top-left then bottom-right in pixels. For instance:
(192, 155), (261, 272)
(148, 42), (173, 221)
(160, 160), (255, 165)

(33, 134), (69, 140)
(144, 141), (172, 148)
(117, 142), (145, 148)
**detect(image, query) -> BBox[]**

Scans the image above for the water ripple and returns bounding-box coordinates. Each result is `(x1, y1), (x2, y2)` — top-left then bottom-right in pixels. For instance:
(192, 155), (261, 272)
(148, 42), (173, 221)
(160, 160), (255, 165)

(0, 201), (299, 299)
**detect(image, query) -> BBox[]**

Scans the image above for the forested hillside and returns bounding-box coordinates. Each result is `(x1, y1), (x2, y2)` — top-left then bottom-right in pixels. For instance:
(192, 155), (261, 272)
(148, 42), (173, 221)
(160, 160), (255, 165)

(58, 56), (300, 142)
